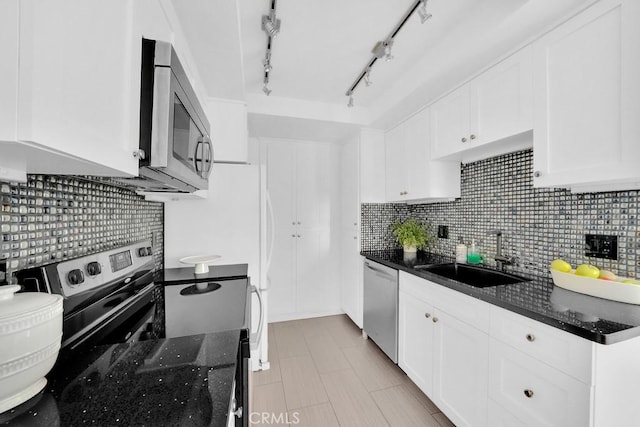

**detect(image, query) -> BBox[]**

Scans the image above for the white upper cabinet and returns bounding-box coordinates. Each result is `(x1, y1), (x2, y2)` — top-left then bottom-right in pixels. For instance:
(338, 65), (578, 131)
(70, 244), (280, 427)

(430, 85), (470, 159)
(431, 46), (534, 162)
(3, 0), (204, 177)
(205, 99), (248, 163)
(385, 108), (460, 203)
(532, 0), (640, 191)
(470, 46), (533, 149)
(0, 0), (19, 144)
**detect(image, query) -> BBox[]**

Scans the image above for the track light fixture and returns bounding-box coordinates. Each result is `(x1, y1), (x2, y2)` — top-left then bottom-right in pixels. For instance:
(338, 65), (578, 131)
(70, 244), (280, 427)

(417, 0), (432, 24)
(364, 68), (373, 87)
(262, 11), (281, 38)
(344, 0), (434, 106)
(261, 0), (280, 96)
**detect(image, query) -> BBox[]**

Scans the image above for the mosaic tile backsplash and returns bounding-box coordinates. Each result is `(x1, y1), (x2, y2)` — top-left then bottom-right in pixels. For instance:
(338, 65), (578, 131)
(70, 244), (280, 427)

(362, 149), (640, 279)
(0, 175), (164, 284)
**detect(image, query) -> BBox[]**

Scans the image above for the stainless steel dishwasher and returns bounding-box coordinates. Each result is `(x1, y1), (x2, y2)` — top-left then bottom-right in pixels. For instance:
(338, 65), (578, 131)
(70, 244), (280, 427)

(363, 259), (399, 363)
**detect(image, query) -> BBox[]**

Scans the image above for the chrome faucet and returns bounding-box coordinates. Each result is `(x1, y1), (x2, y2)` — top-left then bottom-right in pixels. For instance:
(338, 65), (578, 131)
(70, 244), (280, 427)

(488, 230), (514, 272)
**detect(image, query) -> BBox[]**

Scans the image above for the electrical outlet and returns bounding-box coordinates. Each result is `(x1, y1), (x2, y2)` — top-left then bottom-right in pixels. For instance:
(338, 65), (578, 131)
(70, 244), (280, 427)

(437, 225), (449, 239)
(585, 234), (617, 260)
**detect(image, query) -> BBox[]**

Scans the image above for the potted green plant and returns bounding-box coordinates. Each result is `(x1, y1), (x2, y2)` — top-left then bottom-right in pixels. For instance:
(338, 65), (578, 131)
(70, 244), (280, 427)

(391, 219), (434, 253)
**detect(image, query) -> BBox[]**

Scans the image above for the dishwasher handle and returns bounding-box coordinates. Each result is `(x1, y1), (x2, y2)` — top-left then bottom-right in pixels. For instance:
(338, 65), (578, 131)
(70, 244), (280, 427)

(364, 261), (396, 280)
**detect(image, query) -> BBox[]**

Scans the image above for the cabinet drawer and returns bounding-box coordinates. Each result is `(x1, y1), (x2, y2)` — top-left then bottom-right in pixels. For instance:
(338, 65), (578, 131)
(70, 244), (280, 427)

(490, 306), (592, 383)
(400, 272), (489, 333)
(489, 338), (591, 427)
(488, 398), (526, 427)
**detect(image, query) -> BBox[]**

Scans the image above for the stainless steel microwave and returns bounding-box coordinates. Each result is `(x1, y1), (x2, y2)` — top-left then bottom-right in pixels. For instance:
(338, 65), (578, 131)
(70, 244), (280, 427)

(123, 38), (213, 193)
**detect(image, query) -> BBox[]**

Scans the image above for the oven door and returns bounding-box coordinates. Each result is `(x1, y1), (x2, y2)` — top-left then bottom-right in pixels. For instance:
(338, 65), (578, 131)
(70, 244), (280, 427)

(149, 66), (213, 189)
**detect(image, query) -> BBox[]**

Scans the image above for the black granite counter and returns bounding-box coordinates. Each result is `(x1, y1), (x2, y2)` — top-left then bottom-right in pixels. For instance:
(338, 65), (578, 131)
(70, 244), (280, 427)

(362, 249), (640, 344)
(156, 264), (249, 285)
(0, 330), (240, 426)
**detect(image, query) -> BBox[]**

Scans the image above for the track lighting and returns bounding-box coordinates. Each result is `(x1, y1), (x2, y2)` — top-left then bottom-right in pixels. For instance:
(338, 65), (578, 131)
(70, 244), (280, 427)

(260, 1), (280, 96)
(262, 11), (281, 38)
(344, 0), (434, 102)
(364, 69), (373, 87)
(417, 0), (432, 24)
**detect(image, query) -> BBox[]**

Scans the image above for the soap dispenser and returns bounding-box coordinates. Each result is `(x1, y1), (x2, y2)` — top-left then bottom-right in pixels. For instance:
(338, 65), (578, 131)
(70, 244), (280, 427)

(455, 237), (467, 263)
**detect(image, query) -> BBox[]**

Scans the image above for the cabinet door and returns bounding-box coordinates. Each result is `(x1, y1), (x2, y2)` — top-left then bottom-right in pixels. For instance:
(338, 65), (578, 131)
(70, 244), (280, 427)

(266, 141), (295, 232)
(296, 228), (333, 313)
(433, 309), (489, 427)
(404, 109), (430, 199)
(430, 85), (470, 159)
(384, 123), (408, 201)
(18, 0), (140, 176)
(0, 0), (18, 142)
(470, 45), (533, 147)
(295, 142), (333, 229)
(488, 338), (591, 427)
(532, 0), (640, 188)
(269, 230), (297, 317)
(398, 291), (435, 396)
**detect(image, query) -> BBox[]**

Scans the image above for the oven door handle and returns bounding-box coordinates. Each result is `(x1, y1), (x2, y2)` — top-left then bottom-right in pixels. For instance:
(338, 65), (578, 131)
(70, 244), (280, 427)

(65, 283), (156, 350)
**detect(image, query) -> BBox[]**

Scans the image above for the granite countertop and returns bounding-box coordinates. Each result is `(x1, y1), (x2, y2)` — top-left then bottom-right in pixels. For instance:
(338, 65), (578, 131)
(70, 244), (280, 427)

(156, 264), (249, 285)
(0, 330), (240, 426)
(362, 249), (640, 344)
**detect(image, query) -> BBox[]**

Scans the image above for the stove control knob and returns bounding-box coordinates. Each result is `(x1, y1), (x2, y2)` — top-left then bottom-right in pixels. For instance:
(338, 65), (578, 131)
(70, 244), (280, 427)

(138, 247), (148, 257)
(68, 269), (85, 286)
(86, 262), (102, 276)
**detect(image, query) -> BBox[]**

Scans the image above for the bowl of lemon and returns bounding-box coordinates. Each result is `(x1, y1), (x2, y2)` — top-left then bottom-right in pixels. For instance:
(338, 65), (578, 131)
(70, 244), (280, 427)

(550, 259), (640, 304)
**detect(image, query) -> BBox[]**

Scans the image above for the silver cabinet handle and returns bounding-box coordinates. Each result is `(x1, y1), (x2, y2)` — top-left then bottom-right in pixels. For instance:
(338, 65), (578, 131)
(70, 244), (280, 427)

(470, 134), (476, 140)
(297, 234), (301, 238)
(354, 222), (357, 226)
(292, 221), (295, 225)
(526, 333), (535, 342)
(353, 236), (357, 240)
(524, 389), (534, 398)
(297, 221), (301, 225)
(133, 149), (146, 159)
(534, 171), (541, 178)
(291, 234), (295, 237)
(424, 313), (431, 318)
(461, 137), (467, 143)
(432, 317), (439, 323)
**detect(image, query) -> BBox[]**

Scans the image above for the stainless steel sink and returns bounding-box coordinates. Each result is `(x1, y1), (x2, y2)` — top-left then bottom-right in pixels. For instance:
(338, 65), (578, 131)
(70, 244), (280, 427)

(414, 263), (530, 288)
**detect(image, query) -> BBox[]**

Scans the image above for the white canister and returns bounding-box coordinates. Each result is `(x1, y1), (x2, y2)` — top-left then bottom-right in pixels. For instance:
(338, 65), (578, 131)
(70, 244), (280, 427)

(0, 285), (63, 414)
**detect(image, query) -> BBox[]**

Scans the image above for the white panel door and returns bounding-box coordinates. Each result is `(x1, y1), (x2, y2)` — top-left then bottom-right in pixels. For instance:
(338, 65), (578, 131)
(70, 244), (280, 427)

(430, 85), (470, 159)
(404, 108), (430, 199)
(296, 228), (332, 314)
(471, 45), (533, 147)
(398, 291), (435, 396)
(384, 123), (408, 201)
(433, 309), (489, 427)
(532, 0), (640, 188)
(295, 142), (332, 230)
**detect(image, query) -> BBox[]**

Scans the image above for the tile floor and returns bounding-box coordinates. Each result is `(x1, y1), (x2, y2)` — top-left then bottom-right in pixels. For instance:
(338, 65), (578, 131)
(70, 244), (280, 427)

(250, 315), (455, 427)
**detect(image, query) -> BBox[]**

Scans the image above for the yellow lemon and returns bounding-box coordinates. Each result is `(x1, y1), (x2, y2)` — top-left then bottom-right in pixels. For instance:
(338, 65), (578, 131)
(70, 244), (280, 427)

(550, 259), (571, 273)
(575, 264), (600, 279)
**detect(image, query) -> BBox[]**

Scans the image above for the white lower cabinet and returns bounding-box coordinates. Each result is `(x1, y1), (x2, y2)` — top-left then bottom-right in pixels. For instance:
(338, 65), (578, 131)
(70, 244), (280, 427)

(433, 309), (488, 427)
(398, 290), (435, 396)
(398, 270), (640, 427)
(488, 338), (591, 427)
(399, 272), (488, 427)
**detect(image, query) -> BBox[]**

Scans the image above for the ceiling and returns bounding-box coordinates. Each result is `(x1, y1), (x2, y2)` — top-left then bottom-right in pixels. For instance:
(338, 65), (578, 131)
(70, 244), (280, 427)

(173, 0), (595, 141)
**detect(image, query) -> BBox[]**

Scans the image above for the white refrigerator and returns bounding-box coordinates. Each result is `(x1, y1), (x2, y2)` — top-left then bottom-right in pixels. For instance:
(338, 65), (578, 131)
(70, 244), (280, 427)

(163, 163), (269, 372)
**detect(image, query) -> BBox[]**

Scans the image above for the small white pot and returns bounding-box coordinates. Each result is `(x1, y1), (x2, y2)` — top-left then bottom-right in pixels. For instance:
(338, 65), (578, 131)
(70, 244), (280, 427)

(403, 245), (417, 253)
(0, 285), (63, 414)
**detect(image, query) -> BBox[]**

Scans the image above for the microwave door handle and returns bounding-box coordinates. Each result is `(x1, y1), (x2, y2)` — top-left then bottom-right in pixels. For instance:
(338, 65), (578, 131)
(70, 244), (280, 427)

(203, 139), (213, 175)
(193, 139), (203, 175)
